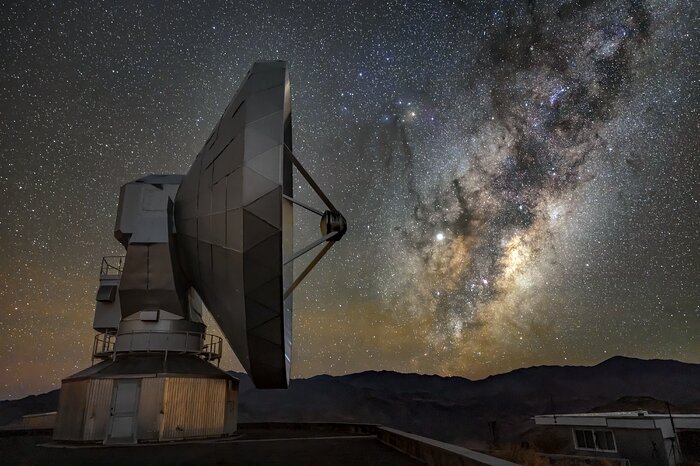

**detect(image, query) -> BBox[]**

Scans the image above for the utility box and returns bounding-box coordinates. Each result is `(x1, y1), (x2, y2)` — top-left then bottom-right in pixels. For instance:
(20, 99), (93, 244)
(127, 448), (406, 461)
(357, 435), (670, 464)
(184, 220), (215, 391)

(93, 256), (123, 333)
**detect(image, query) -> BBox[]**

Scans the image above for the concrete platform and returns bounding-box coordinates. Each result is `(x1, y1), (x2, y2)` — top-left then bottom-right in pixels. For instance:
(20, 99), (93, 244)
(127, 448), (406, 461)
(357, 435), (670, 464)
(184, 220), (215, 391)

(0, 423), (517, 466)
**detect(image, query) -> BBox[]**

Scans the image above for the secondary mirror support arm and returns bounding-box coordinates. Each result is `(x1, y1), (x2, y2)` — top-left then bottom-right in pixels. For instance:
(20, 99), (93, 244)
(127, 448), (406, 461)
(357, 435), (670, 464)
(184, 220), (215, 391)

(284, 231), (338, 265)
(282, 146), (347, 300)
(284, 146), (337, 212)
(282, 194), (323, 216)
(283, 241), (336, 300)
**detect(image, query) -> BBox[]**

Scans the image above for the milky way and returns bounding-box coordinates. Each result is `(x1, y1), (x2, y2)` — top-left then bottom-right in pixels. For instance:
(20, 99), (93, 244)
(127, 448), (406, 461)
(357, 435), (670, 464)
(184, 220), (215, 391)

(0, 0), (697, 398)
(378, 0), (673, 373)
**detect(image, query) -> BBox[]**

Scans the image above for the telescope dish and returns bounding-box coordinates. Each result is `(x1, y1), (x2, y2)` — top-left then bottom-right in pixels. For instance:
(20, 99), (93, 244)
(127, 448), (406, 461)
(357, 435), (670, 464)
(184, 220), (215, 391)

(174, 61), (346, 388)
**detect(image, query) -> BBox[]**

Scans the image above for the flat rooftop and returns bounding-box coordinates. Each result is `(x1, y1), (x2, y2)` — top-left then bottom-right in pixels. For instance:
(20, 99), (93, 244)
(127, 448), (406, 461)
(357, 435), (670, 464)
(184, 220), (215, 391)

(534, 411), (700, 432)
(0, 423), (517, 466)
(1, 429), (418, 466)
(536, 410), (700, 419)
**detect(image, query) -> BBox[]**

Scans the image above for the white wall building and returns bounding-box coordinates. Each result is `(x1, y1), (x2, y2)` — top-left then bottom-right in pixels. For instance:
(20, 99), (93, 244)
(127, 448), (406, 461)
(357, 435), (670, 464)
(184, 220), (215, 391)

(534, 411), (700, 466)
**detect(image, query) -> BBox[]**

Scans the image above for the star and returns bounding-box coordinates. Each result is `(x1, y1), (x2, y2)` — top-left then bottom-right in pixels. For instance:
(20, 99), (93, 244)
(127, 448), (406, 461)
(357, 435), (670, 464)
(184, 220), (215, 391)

(0, 0), (696, 399)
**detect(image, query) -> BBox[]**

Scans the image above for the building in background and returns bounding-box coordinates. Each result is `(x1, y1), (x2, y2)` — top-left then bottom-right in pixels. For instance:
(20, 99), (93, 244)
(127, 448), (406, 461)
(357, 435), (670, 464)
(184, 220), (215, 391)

(534, 411), (700, 466)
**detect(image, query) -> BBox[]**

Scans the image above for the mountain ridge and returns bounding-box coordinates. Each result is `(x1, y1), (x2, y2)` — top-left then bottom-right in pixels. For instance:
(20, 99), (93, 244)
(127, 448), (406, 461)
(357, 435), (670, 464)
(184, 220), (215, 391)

(2, 356), (697, 446)
(298, 355), (693, 382)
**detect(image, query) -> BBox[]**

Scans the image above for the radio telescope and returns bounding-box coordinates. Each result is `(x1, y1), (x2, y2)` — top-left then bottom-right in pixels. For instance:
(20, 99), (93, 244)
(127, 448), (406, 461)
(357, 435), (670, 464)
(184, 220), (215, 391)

(53, 61), (347, 443)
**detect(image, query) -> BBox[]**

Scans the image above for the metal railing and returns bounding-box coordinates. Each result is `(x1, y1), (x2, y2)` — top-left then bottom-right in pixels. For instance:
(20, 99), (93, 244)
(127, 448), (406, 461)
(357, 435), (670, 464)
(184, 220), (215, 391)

(92, 331), (117, 360)
(92, 330), (223, 366)
(542, 453), (630, 466)
(100, 256), (125, 276)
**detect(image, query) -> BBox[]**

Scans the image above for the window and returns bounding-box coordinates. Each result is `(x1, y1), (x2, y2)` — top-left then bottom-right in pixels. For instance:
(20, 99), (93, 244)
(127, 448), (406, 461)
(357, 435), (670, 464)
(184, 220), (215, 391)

(575, 429), (595, 449)
(595, 430), (616, 451)
(573, 429), (617, 452)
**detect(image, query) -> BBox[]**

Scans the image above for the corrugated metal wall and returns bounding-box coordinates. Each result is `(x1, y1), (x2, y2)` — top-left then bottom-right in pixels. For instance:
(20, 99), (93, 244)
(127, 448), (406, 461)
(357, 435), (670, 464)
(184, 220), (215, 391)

(161, 377), (227, 439)
(53, 379), (88, 441)
(137, 377), (164, 441)
(83, 378), (113, 441)
(54, 375), (236, 443)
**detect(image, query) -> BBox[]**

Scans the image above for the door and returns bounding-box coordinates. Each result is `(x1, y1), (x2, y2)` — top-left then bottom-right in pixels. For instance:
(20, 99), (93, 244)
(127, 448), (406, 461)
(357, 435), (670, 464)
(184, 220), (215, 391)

(105, 379), (140, 444)
(224, 380), (238, 434)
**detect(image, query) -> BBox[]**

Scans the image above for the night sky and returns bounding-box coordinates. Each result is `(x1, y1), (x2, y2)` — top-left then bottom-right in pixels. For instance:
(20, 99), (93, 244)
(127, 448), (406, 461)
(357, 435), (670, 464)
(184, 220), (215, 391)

(1, 0), (698, 399)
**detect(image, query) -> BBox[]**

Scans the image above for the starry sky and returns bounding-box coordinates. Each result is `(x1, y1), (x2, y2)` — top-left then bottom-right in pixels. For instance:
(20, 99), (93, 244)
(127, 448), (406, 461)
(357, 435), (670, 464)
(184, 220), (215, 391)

(1, 0), (698, 399)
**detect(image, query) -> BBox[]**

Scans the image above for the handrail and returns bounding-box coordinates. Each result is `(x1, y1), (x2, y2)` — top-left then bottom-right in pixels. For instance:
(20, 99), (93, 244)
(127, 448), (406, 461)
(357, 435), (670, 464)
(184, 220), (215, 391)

(100, 256), (125, 276)
(92, 330), (223, 366)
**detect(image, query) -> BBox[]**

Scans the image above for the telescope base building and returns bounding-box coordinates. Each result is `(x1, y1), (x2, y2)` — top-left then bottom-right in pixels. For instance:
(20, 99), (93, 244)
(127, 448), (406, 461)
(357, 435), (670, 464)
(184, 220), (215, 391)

(53, 354), (238, 444)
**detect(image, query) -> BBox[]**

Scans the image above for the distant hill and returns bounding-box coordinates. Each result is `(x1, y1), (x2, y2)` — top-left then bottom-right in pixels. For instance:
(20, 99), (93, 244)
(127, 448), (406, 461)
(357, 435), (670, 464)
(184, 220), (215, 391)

(235, 356), (700, 446)
(2, 356), (698, 447)
(589, 395), (682, 414)
(0, 390), (60, 427)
